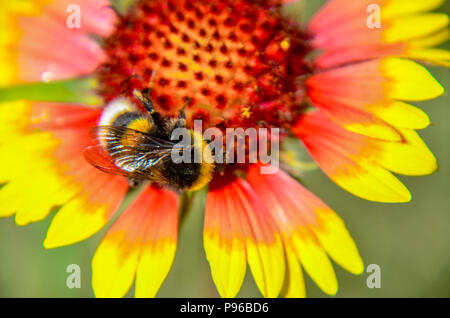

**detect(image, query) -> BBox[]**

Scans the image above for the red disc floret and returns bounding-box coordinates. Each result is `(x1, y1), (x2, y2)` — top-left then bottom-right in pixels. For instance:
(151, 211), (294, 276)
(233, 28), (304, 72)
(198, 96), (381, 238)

(97, 0), (313, 131)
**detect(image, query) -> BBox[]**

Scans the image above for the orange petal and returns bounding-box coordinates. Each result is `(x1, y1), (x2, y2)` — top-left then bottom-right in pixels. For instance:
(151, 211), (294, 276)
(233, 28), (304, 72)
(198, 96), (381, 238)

(135, 187), (179, 298)
(310, 0), (449, 67)
(14, 0), (116, 82)
(294, 111), (412, 202)
(205, 176), (285, 298)
(204, 177), (248, 298)
(0, 102), (128, 239)
(247, 165), (363, 295)
(93, 185), (178, 298)
(36, 104), (128, 247)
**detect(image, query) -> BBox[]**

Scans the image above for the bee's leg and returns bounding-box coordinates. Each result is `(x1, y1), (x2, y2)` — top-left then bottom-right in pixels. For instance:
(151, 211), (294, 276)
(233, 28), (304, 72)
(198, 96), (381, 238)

(133, 88), (155, 114)
(178, 107), (186, 120)
(127, 178), (142, 188)
(175, 108), (187, 129)
(174, 97), (191, 129)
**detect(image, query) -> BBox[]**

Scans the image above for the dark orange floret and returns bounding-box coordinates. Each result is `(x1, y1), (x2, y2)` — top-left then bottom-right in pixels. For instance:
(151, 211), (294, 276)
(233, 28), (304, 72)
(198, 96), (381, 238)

(96, 0), (313, 131)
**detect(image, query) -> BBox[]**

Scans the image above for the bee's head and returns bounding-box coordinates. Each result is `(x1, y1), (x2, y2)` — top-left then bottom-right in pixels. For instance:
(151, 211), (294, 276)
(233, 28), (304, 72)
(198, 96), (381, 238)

(164, 129), (215, 191)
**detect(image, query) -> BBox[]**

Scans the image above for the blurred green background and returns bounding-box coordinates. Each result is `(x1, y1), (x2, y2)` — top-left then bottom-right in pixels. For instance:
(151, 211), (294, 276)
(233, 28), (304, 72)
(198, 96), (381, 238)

(0, 0), (449, 298)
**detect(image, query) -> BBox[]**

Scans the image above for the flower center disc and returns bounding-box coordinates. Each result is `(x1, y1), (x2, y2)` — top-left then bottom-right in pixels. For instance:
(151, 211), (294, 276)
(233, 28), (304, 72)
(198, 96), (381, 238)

(97, 0), (312, 131)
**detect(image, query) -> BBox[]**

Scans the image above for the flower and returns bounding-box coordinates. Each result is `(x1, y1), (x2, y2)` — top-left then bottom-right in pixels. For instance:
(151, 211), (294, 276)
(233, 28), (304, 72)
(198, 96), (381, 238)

(0, 0), (448, 298)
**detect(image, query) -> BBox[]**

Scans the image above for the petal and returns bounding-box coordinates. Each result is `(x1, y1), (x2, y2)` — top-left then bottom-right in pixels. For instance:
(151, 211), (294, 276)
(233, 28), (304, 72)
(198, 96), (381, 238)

(291, 229), (338, 295)
(384, 14), (449, 43)
(48, 0), (118, 37)
(6, 0), (116, 82)
(309, 0), (377, 38)
(0, 132), (77, 222)
(282, 245), (306, 298)
(0, 102), (128, 246)
(409, 29), (449, 48)
(368, 101), (430, 130)
(307, 59), (397, 141)
(374, 128), (437, 176)
(0, 101), (30, 136)
(17, 17), (106, 82)
(204, 179), (247, 298)
(382, 0), (446, 19)
(205, 176), (285, 298)
(382, 58), (445, 101)
(0, 102), (80, 224)
(43, 172), (127, 248)
(135, 187), (179, 298)
(92, 200), (146, 298)
(294, 111), (412, 202)
(93, 185), (179, 298)
(247, 165), (363, 295)
(32, 104), (128, 247)
(312, 43), (404, 73)
(0, 0), (45, 85)
(306, 58), (444, 141)
(310, 0), (450, 67)
(233, 179), (285, 298)
(407, 48), (450, 67)
(307, 92), (403, 141)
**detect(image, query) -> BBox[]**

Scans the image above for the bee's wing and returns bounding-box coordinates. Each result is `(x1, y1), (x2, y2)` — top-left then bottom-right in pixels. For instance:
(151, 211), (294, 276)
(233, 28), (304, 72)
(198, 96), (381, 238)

(90, 125), (176, 152)
(85, 126), (179, 179)
(83, 145), (151, 180)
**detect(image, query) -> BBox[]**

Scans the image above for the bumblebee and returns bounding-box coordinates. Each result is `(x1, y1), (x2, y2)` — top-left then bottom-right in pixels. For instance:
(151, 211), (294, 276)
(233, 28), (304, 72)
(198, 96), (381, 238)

(84, 89), (215, 192)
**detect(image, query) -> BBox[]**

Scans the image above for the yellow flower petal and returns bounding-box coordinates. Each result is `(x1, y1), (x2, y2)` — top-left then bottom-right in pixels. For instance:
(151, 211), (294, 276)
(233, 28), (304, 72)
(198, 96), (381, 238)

(384, 14), (449, 43)
(0, 131), (78, 224)
(382, 0), (446, 20)
(368, 101), (430, 130)
(313, 209), (364, 275)
(344, 122), (403, 141)
(295, 111), (413, 203)
(247, 164), (363, 296)
(282, 246), (306, 298)
(409, 28), (450, 48)
(376, 128), (438, 176)
(92, 231), (140, 298)
(383, 58), (445, 101)
(205, 178), (285, 298)
(135, 194), (179, 298)
(332, 160), (412, 203)
(0, 101), (31, 136)
(234, 181), (285, 298)
(246, 237), (285, 298)
(203, 231), (247, 298)
(93, 186), (178, 298)
(204, 191), (247, 298)
(44, 196), (112, 248)
(408, 48), (450, 67)
(0, 0), (50, 85)
(135, 238), (178, 298)
(291, 229), (338, 296)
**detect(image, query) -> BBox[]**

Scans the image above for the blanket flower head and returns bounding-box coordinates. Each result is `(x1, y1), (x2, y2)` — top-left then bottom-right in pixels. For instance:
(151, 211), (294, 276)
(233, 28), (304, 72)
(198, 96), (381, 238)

(0, 0), (448, 297)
